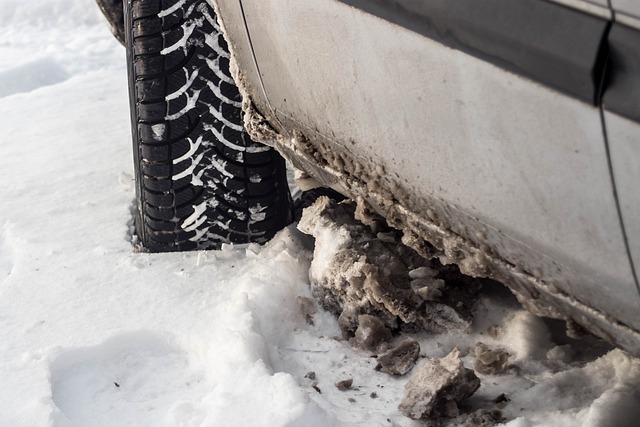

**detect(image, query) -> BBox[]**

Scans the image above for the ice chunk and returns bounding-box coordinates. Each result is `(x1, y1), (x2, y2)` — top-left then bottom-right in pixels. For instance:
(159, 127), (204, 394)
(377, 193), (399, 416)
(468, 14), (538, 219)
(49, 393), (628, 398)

(474, 342), (510, 375)
(353, 314), (391, 351)
(399, 348), (480, 422)
(151, 123), (166, 141)
(375, 339), (421, 376)
(456, 409), (505, 426)
(335, 378), (353, 391)
(298, 197), (472, 337)
(296, 296), (317, 325)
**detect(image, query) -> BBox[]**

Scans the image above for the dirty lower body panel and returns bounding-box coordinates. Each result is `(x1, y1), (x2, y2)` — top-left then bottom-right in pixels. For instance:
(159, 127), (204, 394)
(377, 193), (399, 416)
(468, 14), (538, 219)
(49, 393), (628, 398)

(212, 0), (640, 357)
(245, 107), (640, 357)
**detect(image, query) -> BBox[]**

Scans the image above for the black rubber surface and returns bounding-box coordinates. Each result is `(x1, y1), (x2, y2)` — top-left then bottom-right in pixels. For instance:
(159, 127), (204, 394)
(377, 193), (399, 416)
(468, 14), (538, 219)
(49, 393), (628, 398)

(124, 0), (291, 252)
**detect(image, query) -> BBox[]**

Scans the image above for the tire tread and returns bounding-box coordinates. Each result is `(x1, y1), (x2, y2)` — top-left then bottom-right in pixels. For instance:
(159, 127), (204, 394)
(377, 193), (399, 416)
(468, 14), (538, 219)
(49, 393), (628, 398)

(125, 0), (291, 251)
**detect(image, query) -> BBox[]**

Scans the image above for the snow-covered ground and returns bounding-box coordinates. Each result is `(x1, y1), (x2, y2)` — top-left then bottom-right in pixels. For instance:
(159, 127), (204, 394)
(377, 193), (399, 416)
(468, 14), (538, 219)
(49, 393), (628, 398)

(1, 1), (640, 426)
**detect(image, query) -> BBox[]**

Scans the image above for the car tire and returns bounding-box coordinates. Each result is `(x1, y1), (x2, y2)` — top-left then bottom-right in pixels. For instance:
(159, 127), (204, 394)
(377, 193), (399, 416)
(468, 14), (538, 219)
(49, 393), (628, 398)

(123, 0), (292, 252)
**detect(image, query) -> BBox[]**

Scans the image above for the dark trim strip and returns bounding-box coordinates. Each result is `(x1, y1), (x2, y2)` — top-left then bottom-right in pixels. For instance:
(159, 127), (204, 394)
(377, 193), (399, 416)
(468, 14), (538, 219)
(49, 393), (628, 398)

(603, 22), (640, 123)
(338, 0), (609, 104)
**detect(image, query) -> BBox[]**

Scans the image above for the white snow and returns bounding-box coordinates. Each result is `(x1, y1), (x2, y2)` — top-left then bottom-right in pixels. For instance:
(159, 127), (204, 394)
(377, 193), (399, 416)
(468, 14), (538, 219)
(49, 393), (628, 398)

(1, 1), (640, 426)
(151, 124), (166, 141)
(165, 89), (203, 121)
(174, 136), (205, 165)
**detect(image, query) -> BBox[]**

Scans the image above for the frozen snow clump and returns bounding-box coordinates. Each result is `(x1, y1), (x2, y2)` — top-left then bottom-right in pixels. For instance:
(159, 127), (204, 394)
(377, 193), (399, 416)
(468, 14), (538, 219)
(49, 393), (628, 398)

(399, 348), (480, 424)
(353, 314), (392, 351)
(474, 342), (510, 375)
(375, 338), (421, 376)
(298, 197), (477, 338)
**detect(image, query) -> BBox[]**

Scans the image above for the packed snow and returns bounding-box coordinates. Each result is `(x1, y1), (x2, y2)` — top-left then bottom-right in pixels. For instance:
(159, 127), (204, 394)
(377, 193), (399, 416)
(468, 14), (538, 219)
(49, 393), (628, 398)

(1, 1), (640, 426)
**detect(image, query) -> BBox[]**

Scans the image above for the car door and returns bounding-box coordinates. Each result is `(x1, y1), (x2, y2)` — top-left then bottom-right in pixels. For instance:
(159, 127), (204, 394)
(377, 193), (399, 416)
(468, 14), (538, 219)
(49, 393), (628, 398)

(235, 0), (640, 334)
(604, 1), (640, 300)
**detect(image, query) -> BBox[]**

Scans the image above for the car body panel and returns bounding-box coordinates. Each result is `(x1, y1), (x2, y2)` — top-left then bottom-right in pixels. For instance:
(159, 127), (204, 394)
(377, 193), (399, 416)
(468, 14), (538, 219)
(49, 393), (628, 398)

(213, 0), (640, 354)
(606, 113), (640, 285)
(336, 0), (610, 104)
(585, 0), (611, 8)
(612, 0), (640, 20)
(604, 20), (640, 292)
(605, 22), (640, 123)
(551, 0), (610, 18)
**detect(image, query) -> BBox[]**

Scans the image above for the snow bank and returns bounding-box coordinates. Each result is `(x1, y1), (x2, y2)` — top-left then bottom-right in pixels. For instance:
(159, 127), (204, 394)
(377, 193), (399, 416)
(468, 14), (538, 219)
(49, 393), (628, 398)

(0, 0), (102, 28)
(1, 1), (640, 426)
(0, 0), (121, 75)
(0, 58), (70, 98)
